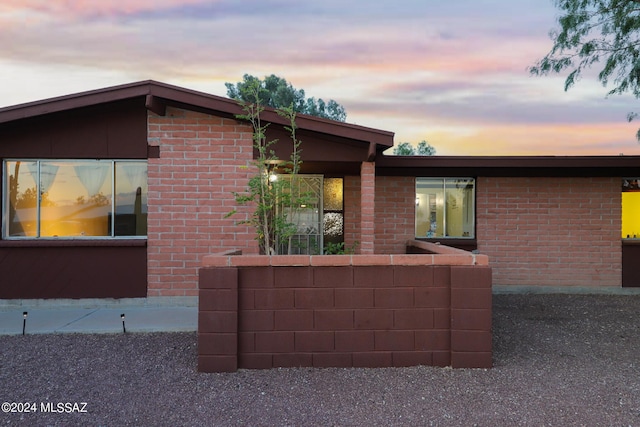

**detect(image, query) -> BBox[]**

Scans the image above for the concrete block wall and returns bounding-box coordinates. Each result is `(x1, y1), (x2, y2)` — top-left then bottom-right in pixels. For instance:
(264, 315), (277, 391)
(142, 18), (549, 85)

(146, 108), (259, 297)
(198, 254), (493, 372)
(476, 176), (621, 287)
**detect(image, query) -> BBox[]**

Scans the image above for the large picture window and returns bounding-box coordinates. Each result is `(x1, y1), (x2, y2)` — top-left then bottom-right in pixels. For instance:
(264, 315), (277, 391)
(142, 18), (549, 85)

(415, 178), (475, 239)
(4, 160), (147, 239)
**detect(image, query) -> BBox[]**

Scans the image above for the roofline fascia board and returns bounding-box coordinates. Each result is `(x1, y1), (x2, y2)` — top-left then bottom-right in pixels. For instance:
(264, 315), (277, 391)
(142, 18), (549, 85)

(148, 83), (394, 147)
(0, 82), (153, 124)
(377, 155), (640, 168)
(376, 154), (640, 177)
(0, 80), (394, 148)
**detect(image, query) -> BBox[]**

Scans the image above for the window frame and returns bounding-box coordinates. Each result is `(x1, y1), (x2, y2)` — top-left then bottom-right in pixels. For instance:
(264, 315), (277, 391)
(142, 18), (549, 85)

(2, 159), (147, 240)
(415, 177), (476, 240)
(622, 178), (640, 240)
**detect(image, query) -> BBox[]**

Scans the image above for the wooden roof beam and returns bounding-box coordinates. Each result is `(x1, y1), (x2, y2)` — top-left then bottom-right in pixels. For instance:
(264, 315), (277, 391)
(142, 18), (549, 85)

(145, 94), (166, 116)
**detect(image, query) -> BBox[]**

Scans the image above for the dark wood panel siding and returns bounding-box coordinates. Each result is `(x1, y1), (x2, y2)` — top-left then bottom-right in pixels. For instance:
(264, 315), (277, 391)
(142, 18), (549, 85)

(0, 245), (147, 298)
(266, 127), (370, 163)
(623, 243), (640, 287)
(0, 98), (148, 159)
(0, 98), (149, 299)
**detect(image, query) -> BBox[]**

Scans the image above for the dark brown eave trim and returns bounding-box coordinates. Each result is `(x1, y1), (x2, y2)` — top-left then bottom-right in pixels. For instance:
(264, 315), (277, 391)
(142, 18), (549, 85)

(0, 80), (154, 124)
(377, 155), (640, 177)
(147, 84), (394, 147)
(0, 80), (394, 148)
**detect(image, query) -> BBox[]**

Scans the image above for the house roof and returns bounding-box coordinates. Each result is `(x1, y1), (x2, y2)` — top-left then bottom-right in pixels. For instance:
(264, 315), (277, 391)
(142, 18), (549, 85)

(377, 155), (640, 177)
(5, 81), (640, 175)
(0, 80), (395, 150)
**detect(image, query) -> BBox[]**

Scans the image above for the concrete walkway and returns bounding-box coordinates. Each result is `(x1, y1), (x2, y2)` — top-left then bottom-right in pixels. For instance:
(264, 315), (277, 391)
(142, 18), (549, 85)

(2, 286), (640, 336)
(0, 297), (197, 335)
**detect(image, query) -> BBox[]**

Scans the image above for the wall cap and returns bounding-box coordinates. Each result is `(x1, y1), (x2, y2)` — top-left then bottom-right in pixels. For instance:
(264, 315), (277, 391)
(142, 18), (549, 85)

(201, 247), (487, 267)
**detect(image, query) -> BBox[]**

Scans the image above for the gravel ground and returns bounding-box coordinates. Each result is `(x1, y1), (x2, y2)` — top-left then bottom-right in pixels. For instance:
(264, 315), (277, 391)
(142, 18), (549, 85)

(2, 294), (640, 426)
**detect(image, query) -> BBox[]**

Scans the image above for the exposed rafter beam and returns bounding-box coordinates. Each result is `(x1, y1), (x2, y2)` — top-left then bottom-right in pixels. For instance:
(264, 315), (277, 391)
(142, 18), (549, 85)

(367, 142), (377, 162)
(145, 94), (166, 116)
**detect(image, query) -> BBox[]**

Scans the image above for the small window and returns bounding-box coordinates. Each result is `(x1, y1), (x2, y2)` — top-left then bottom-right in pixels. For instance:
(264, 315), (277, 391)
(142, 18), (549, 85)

(3, 160), (147, 239)
(416, 178), (475, 239)
(323, 177), (344, 249)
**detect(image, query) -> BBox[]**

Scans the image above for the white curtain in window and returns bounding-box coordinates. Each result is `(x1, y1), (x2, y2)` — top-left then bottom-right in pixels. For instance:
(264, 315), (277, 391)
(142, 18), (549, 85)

(26, 162), (59, 194)
(120, 163), (146, 191)
(40, 163), (59, 194)
(25, 162), (38, 187)
(74, 163), (109, 196)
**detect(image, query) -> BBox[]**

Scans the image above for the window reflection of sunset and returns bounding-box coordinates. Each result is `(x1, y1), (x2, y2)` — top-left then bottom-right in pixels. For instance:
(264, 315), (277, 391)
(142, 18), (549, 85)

(5, 160), (147, 238)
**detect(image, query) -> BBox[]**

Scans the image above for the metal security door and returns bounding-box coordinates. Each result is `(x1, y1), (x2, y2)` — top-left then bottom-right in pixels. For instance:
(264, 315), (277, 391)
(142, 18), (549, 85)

(276, 174), (323, 255)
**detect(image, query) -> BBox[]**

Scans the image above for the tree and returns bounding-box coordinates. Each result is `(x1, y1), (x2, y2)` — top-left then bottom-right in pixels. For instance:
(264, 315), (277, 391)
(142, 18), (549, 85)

(15, 187), (55, 208)
(529, 0), (640, 138)
(392, 140), (437, 156)
(226, 74), (347, 122)
(226, 79), (312, 255)
(416, 141), (437, 156)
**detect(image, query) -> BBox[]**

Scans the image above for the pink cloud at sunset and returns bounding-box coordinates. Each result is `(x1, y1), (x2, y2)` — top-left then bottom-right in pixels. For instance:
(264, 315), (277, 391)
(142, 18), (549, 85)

(1, 0), (207, 19)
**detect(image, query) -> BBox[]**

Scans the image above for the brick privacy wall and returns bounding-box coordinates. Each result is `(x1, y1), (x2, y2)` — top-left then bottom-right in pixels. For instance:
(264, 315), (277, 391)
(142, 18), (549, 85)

(375, 176), (416, 254)
(198, 262), (493, 372)
(477, 177), (622, 287)
(146, 107), (259, 297)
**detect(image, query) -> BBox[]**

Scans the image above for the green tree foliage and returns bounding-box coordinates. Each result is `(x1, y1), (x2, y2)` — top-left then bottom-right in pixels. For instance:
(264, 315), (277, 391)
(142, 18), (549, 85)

(392, 141), (437, 156)
(530, 0), (640, 138)
(226, 74), (347, 122)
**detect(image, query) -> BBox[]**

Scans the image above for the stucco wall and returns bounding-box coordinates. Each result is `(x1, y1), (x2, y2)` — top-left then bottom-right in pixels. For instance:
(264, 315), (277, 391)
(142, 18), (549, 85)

(476, 176), (622, 287)
(146, 107), (259, 297)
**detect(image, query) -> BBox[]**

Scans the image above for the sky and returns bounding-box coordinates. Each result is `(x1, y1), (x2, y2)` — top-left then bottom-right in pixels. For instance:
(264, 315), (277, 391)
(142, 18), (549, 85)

(1, 0), (639, 156)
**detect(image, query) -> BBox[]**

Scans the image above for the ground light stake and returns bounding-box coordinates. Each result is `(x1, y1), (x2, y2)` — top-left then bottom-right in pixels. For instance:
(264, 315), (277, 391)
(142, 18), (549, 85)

(22, 312), (27, 335)
(121, 313), (126, 334)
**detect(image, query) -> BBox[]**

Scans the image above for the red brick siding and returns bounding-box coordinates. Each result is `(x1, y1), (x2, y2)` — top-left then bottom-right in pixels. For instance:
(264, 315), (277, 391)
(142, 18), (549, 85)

(344, 175), (361, 253)
(147, 107), (259, 297)
(476, 177), (621, 287)
(360, 162), (376, 254)
(375, 176), (416, 254)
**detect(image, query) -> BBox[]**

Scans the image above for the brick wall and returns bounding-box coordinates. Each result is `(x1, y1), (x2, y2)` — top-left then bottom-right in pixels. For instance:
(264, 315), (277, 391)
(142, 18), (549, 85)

(477, 177), (621, 287)
(360, 162), (376, 254)
(146, 107), (259, 297)
(198, 254), (493, 372)
(344, 175), (361, 253)
(375, 176), (416, 254)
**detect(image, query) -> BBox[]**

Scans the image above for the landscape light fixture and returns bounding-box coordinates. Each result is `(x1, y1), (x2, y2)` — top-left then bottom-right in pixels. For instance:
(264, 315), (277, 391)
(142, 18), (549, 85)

(22, 311), (27, 335)
(121, 313), (126, 334)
